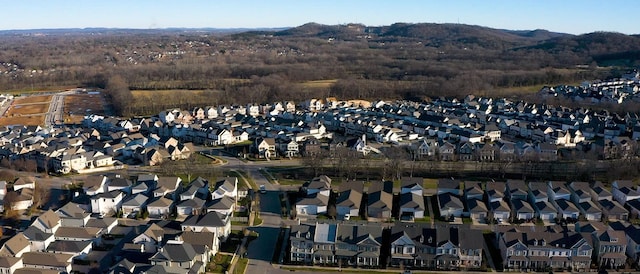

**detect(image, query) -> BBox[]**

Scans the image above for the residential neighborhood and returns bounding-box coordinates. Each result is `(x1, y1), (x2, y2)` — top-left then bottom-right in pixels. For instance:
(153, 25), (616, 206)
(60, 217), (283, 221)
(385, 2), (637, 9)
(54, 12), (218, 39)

(0, 93), (639, 273)
(0, 172), (244, 274)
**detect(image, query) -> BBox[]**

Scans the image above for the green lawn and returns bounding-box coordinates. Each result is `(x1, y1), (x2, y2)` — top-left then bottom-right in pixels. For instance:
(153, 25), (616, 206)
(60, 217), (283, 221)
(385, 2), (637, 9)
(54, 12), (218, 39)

(208, 254), (233, 273)
(234, 258), (249, 274)
(415, 217), (431, 223)
(229, 170), (257, 189)
(423, 178), (438, 189)
(253, 213), (263, 226)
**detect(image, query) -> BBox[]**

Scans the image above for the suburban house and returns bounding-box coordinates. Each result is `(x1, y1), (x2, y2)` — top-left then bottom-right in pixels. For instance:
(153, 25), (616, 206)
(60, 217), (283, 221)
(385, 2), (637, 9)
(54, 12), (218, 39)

(211, 177), (238, 201)
(132, 223), (165, 253)
(506, 180), (528, 201)
(511, 199), (535, 221)
(90, 190), (124, 217)
(367, 181), (393, 220)
(147, 197), (174, 218)
(399, 192), (426, 221)
(181, 211), (231, 241)
(335, 183), (363, 219)
(490, 199), (511, 223)
(437, 193), (464, 218)
(612, 180), (640, 205)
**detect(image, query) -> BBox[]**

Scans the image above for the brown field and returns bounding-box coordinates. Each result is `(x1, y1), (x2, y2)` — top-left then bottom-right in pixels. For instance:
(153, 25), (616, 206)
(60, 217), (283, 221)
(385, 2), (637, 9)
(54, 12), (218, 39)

(14, 95), (52, 105)
(0, 115), (45, 126)
(63, 94), (106, 124)
(10, 104), (49, 114)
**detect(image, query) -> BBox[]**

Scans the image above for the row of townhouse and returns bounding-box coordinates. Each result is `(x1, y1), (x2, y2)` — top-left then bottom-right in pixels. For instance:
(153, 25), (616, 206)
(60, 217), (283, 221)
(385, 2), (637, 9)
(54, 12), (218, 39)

(454, 179), (630, 225)
(410, 138), (559, 162)
(289, 222), (483, 271)
(498, 219), (639, 271)
(294, 176), (425, 222)
(295, 175), (638, 229)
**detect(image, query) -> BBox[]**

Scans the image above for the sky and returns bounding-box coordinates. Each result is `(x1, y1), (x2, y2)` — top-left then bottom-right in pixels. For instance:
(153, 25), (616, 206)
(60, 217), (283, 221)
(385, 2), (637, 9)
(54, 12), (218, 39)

(1, 0), (637, 35)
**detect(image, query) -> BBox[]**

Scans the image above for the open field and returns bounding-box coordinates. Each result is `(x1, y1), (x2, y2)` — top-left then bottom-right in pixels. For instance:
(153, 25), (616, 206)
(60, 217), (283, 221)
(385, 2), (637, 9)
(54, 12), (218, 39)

(63, 93), (107, 124)
(299, 79), (337, 88)
(10, 104), (49, 114)
(0, 115), (45, 126)
(14, 95), (52, 104)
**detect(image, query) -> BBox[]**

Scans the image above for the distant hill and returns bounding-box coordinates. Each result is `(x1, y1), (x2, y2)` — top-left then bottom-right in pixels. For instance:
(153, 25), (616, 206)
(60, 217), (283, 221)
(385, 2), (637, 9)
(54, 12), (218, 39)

(270, 22), (574, 50)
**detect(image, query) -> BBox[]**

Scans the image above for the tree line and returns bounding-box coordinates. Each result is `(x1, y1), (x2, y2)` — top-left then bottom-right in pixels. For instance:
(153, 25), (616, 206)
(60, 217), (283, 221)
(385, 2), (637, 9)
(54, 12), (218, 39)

(0, 29), (632, 116)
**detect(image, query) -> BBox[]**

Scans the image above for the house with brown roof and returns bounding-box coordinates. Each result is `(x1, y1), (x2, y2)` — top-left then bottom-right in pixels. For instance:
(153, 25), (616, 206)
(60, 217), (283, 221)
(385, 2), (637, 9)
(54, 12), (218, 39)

(0, 233), (30, 257)
(133, 223), (165, 253)
(0, 257), (23, 274)
(32, 210), (61, 234)
(21, 252), (73, 273)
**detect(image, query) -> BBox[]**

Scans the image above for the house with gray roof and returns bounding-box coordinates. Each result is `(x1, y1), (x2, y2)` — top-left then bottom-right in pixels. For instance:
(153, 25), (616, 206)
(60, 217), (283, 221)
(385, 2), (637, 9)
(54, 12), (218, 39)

(56, 202), (90, 227)
(598, 199), (629, 221)
(511, 199), (535, 221)
(366, 181), (393, 221)
(335, 183), (363, 219)
(181, 212), (230, 241)
(578, 200), (602, 221)
(176, 197), (206, 216)
(147, 197), (174, 218)
(149, 243), (205, 273)
(400, 192), (425, 221)
(464, 181), (483, 201)
(437, 193), (463, 218)
(390, 223), (483, 270)
(467, 198), (488, 223)
(211, 177), (237, 201)
(121, 193), (149, 217)
(490, 199), (511, 223)
(23, 226), (54, 252)
(553, 199), (580, 220)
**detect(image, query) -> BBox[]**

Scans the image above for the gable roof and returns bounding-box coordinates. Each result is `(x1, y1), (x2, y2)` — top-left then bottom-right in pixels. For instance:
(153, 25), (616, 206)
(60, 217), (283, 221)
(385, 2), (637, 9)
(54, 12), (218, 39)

(36, 210), (61, 230)
(150, 243), (197, 263)
(182, 212), (228, 229)
(367, 181), (393, 209)
(0, 232), (30, 256)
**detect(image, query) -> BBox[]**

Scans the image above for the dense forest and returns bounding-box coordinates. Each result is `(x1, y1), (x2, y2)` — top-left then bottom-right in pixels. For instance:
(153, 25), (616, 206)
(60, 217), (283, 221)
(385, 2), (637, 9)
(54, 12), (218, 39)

(0, 23), (639, 116)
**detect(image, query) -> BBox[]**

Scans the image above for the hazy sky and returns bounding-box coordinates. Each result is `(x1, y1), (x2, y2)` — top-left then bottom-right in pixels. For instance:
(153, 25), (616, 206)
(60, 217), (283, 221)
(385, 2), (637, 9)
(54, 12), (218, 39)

(2, 0), (637, 35)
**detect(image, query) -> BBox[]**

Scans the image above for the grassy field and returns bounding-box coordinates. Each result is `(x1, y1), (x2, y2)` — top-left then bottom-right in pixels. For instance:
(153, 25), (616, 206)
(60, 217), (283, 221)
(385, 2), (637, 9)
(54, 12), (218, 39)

(299, 79), (337, 88)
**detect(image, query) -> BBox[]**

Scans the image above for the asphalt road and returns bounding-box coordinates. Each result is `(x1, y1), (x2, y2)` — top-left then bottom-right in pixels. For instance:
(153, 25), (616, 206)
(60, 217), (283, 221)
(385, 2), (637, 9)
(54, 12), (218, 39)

(45, 90), (75, 126)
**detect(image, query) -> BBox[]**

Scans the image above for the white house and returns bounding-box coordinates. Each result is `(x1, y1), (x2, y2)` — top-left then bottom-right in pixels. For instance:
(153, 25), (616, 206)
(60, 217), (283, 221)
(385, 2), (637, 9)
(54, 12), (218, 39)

(90, 190), (124, 217)
(147, 197), (174, 217)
